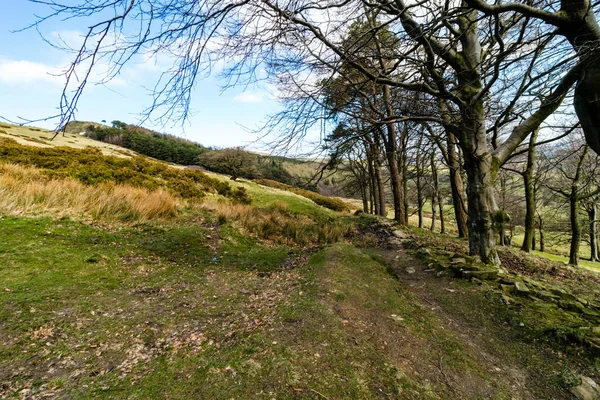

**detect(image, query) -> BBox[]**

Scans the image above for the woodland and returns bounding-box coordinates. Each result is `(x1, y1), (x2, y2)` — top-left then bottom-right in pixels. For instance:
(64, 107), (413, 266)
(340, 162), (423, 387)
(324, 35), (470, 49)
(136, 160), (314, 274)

(30, 0), (600, 267)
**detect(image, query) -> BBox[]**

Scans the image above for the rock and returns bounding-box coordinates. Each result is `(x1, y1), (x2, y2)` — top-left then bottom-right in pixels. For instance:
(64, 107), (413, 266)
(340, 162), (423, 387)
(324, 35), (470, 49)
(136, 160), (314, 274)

(559, 300), (588, 314)
(461, 270), (499, 281)
(552, 288), (578, 302)
(502, 295), (515, 305)
(405, 267), (416, 274)
(416, 248), (431, 258)
(499, 278), (516, 285)
(570, 376), (600, 400)
(514, 281), (530, 294)
(500, 284), (515, 293)
(531, 290), (561, 302)
(389, 314), (404, 323)
(392, 230), (408, 239)
(450, 257), (467, 265)
(578, 297), (591, 307)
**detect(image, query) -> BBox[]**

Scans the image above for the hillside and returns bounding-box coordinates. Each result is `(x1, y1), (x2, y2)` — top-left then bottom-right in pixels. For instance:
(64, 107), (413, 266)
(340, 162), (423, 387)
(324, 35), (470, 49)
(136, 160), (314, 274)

(1, 125), (600, 399)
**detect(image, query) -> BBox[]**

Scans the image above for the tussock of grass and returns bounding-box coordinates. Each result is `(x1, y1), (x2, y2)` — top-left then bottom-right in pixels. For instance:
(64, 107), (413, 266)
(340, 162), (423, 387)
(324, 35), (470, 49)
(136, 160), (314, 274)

(0, 137), (251, 203)
(0, 164), (179, 222)
(204, 200), (347, 246)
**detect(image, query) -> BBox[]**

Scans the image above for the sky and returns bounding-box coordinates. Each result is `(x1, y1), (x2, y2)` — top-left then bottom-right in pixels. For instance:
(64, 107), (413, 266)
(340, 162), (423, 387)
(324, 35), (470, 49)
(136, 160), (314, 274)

(0, 2), (290, 149)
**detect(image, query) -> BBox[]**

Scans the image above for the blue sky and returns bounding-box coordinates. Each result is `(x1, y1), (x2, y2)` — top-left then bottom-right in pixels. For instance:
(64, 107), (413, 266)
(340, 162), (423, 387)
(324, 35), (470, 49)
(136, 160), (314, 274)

(0, 2), (286, 149)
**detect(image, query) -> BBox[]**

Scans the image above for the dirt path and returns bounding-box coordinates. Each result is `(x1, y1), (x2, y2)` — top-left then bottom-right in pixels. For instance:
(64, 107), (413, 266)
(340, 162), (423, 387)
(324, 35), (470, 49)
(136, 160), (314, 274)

(371, 238), (575, 399)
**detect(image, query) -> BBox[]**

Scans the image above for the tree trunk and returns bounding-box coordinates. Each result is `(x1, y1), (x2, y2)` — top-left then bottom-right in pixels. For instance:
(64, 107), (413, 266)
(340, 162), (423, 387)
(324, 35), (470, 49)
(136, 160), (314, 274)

(416, 139), (424, 228)
(374, 154), (386, 217)
(568, 146), (587, 266)
(589, 203), (599, 262)
(521, 129), (538, 252)
(459, 94), (501, 265)
(360, 182), (369, 213)
(446, 132), (469, 237)
(463, 150), (500, 265)
(401, 129), (410, 221)
(438, 189), (445, 234)
(431, 151), (439, 232)
(381, 85), (406, 224)
(538, 214), (545, 252)
(569, 193), (581, 266)
(367, 152), (377, 215)
(431, 194), (437, 232)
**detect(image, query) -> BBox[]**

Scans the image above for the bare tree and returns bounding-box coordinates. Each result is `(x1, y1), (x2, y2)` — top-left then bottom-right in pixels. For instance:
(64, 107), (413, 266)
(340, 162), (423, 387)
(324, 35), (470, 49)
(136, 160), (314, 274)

(466, 0), (600, 154)
(31, 0), (583, 265)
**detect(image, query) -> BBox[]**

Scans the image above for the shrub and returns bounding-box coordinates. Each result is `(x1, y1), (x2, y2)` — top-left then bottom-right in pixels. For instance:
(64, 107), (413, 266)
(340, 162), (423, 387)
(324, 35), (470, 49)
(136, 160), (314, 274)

(0, 137), (249, 203)
(199, 147), (260, 180)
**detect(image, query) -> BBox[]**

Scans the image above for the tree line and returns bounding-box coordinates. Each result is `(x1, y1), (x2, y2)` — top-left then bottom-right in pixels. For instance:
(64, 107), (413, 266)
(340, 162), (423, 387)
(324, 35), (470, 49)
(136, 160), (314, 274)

(33, 0), (600, 266)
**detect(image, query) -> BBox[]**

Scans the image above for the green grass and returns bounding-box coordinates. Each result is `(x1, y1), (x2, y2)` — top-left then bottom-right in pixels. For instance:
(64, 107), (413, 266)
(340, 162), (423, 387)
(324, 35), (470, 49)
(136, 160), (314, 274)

(0, 214), (511, 398)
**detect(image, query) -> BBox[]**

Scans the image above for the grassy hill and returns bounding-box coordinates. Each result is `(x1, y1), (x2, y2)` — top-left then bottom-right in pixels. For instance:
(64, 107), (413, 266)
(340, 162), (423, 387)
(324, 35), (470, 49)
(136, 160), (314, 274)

(1, 124), (600, 398)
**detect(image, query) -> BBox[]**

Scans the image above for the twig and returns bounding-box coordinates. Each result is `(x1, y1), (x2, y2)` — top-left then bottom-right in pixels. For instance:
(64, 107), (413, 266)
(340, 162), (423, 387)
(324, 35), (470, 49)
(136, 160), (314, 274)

(310, 388), (330, 400)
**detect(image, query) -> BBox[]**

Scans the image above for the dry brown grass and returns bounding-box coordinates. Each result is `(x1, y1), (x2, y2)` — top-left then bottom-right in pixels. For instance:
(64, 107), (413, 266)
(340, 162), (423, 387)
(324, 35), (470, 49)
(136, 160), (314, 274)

(0, 164), (179, 222)
(203, 199), (347, 246)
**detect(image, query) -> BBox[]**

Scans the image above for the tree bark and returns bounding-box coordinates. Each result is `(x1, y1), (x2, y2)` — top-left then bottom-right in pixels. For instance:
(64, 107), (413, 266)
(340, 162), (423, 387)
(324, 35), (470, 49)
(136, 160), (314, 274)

(521, 129), (538, 252)
(463, 149), (500, 265)
(538, 214), (545, 252)
(431, 150), (439, 232)
(446, 132), (469, 237)
(588, 203), (599, 262)
(569, 193), (581, 266)
(374, 153), (386, 217)
(438, 186), (445, 234)
(416, 137), (424, 228)
(381, 85), (407, 224)
(459, 95), (501, 265)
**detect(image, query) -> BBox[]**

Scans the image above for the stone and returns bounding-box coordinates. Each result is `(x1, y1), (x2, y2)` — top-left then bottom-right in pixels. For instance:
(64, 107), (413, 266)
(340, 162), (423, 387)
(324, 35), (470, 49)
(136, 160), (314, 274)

(392, 230), (408, 239)
(405, 267), (416, 274)
(559, 300), (587, 314)
(514, 281), (530, 294)
(389, 314), (404, 323)
(500, 284), (515, 293)
(416, 248), (431, 258)
(531, 290), (561, 302)
(570, 376), (600, 400)
(461, 269), (499, 281)
(450, 257), (467, 265)
(552, 288), (578, 302)
(500, 278), (516, 285)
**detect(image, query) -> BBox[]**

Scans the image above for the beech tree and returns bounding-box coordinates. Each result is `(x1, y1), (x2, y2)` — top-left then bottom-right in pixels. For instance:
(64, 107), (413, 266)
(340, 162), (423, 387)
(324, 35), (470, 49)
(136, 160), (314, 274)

(466, 0), (600, 154)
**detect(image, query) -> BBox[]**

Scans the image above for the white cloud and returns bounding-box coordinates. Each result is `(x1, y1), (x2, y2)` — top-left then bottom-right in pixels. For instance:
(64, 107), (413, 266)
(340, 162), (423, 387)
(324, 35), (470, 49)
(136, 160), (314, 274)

(233, 91), (264, 103)
(0, 59), (62, 85)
